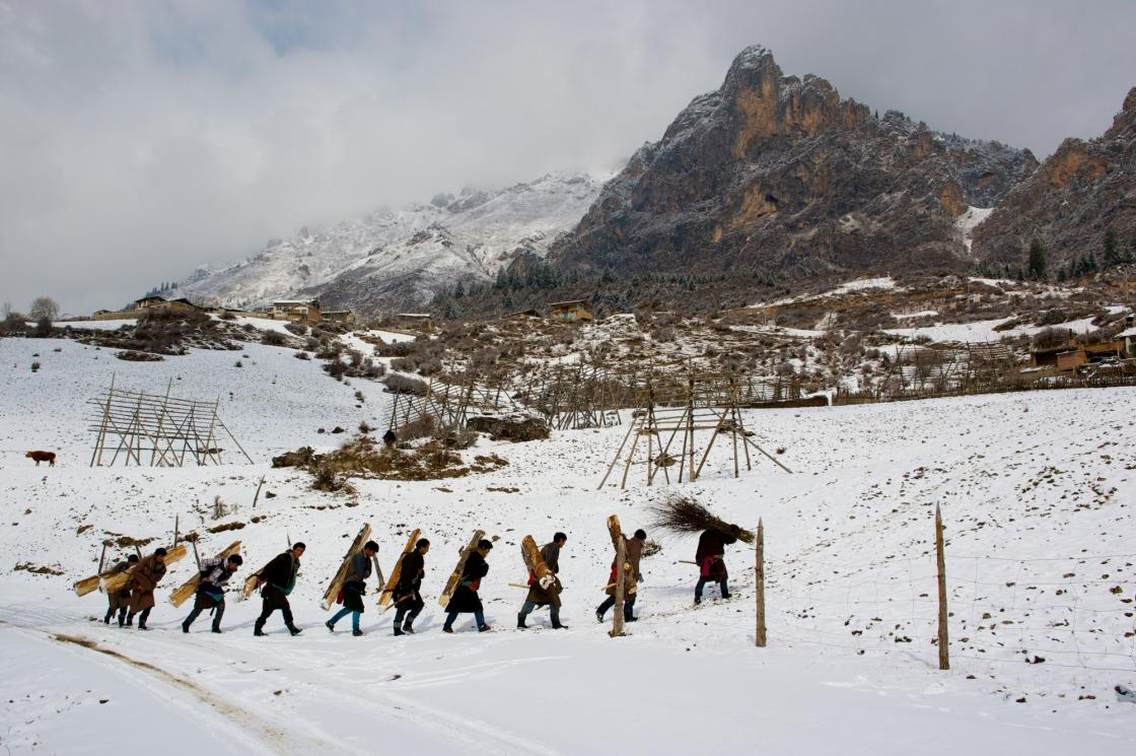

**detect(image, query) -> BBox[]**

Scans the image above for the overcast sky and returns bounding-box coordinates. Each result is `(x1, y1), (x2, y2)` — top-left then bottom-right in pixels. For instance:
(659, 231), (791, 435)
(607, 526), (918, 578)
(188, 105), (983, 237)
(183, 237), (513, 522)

(2, 0), (1134, 314)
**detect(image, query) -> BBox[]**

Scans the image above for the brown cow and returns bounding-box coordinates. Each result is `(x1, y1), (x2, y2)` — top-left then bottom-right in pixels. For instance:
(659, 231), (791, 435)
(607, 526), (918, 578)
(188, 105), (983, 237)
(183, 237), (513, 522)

(26, 451), (56, 466)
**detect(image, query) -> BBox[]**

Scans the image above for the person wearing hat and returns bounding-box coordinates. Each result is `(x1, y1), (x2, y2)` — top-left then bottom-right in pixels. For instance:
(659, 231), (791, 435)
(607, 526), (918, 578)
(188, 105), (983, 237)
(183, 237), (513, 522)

(325, 540), (379, 637)
(127, 547), (169, 631)
(596, 529), (646, 624)
(443, 539), (493, 633)
(254, 542), (306, 637)
(393, 538), (431, 636)
(105, 553), (139, 626)
(182, 553), (243, 634)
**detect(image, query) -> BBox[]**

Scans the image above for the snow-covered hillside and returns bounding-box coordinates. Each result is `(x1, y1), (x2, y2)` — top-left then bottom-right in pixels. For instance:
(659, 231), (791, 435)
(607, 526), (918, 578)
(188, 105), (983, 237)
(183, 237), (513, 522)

(1, 336), (1135, 754)
(170, 172), (606, 313)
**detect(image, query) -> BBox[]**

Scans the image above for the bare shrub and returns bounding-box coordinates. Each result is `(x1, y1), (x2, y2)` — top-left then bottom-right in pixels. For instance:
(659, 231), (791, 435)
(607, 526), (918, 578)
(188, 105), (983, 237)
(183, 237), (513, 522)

(260, 329), (288, 346)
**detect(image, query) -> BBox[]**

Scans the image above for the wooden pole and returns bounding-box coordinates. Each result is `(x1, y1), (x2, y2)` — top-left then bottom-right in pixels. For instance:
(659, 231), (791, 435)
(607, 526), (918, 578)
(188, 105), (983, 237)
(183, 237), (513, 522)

(610, 535), (626, 638)
(191, 540), (201, 571)
(252, 475), (266, 509)
(755, 519), (766, 647)
(96, 542), (108, 575)
(935, 504), (949, 670)
(173, 514), (179, 547)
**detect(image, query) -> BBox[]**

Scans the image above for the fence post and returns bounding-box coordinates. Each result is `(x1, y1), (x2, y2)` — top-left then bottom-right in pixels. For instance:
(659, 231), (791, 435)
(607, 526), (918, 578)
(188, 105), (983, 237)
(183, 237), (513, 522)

(610, 536), (626, 638)
(755, 518), (766, 647)
(935, 504), (949, 670)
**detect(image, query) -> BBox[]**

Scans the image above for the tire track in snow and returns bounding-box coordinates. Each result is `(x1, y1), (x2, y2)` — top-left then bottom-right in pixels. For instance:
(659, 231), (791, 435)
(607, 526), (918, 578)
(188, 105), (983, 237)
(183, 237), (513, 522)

(46, 630), (340, 755)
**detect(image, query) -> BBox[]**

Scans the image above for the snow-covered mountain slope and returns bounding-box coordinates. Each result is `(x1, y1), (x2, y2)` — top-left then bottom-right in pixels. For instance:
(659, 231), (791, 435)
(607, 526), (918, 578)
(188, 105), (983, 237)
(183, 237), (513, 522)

(2, 334), (1135, 753)
(171, 172), (606, 314)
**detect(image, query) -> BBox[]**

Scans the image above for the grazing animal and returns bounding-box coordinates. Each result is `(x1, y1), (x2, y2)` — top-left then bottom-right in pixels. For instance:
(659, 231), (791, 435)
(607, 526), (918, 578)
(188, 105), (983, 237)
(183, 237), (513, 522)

(26, 450), (56, 467)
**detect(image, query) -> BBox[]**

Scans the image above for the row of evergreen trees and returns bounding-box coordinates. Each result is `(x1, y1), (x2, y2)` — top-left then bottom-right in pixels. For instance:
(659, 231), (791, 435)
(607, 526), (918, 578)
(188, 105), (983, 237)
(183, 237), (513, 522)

(983, 229), (1136, 282)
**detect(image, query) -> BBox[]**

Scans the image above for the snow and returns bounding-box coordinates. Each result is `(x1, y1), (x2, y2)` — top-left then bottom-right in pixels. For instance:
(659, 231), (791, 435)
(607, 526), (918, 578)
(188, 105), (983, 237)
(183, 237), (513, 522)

(891, 309), (939, 320)
(956, 207), (994, 256)
(883, 315), (1101, 344)
(53, 318), (137, 331)
(234, 316), (294, 336)
(825, 276), (900, 296)
(171, 172), (608, 310)
(2, 337), (1135, 753)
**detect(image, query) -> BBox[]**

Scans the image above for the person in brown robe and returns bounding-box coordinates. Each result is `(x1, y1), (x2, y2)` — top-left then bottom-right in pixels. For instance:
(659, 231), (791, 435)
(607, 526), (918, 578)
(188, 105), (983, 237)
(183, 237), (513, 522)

(105, 554), (139, 626)
(127, 548), (168, 630)
(694, 528), (737, 604)
(517, 532), (567, 630)
(596, 529), (646, 623)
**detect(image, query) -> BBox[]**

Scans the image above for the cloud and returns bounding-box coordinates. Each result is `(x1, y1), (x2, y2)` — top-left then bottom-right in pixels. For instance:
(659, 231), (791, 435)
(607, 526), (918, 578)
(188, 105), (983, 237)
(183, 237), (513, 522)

(1, 0), (1134, 313)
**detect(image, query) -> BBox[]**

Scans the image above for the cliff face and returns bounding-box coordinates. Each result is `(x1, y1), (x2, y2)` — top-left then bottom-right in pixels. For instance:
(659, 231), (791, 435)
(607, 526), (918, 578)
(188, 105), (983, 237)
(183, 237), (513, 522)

(548, 46), (1037, 280)
(972, 87), (1136, 269)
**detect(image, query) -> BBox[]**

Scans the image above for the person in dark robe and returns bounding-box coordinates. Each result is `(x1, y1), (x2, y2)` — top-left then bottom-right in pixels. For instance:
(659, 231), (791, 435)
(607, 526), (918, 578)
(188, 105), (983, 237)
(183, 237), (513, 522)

(443, 539), (493, 633)
(127, 548), (168, 630)
(694, 528), (737, 604)
(105, 554), (138, 626)
(325, 541), (378, 636)
(596, 529), (646, 623)
(182, 553), (242, 633)
(393, 538), (430, 636)
(518, 532), (568, 630)
(254, 542), (305, 637)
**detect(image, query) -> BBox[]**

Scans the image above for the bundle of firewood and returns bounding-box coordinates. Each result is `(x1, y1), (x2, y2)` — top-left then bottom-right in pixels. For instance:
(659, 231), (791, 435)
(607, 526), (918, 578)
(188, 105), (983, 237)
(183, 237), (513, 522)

(650, 494), (754, 544)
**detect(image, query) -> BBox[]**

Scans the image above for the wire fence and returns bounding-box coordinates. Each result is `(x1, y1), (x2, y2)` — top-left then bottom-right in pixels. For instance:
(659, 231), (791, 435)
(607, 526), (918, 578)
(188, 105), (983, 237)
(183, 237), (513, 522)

(768, 548), (1136, 673)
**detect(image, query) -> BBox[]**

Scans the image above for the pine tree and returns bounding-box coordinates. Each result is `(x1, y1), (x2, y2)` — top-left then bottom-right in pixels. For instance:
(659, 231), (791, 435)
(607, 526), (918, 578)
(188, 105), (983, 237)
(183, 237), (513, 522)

(1026, 239), (1047, 280)
(1103, 230), (1121, 267)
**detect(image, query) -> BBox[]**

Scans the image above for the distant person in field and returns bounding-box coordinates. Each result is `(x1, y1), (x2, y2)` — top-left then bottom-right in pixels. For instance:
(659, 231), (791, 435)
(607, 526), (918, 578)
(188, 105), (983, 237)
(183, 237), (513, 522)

(442, 539), (493, 633)
(104, 554), (138, 626)
(325, 540), (378, 637)
(254, 543), (305, 637)
(25, 450), (55, 466)
(596, 528), (646, 624)
(518, 532), (568, 630)
(393, 538), (430, 636)
(182, 553), (243, 634)
(694, 528), (736, 604)
(127, 548), (168, 630)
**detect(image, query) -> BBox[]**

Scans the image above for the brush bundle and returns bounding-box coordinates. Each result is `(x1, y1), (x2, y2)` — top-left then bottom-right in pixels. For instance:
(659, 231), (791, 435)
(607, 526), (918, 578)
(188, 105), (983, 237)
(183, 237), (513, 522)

(650, 494), (754, 544)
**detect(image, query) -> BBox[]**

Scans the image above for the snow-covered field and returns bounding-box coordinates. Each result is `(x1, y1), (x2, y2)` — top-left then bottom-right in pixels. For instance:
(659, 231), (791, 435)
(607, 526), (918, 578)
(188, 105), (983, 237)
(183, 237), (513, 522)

(2, 336), (1135, 755)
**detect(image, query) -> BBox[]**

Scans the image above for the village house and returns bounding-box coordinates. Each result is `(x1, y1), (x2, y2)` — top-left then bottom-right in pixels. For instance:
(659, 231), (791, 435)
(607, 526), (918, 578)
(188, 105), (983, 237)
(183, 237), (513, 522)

(321, 309), (356, 326)
(548, 299), (594, 322)
(130, 296), (200, 315)
(132, 295), (168, 311)
(272, 299), (321, 325)
(1118, 326), (1136, 357)
(396, 313), (434, 331)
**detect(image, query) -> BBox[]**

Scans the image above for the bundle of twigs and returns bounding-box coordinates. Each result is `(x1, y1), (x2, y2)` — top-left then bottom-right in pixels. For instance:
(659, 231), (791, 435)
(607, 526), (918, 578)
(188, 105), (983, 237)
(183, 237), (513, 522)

(650, 494), (754, 544)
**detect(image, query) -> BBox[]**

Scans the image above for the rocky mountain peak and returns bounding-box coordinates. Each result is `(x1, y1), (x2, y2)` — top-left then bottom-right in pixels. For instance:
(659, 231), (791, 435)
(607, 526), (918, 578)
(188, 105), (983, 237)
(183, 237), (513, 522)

(1107, 86), (1136, 137)
(548, 44), (1037, 283)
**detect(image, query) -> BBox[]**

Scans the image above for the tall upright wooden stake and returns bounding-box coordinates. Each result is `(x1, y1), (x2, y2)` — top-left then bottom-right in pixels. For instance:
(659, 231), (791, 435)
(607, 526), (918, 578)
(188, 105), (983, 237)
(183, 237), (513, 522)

(934, 504), (949, 670)
(755, 518), (766, 648)
(611, 535), (626, 638)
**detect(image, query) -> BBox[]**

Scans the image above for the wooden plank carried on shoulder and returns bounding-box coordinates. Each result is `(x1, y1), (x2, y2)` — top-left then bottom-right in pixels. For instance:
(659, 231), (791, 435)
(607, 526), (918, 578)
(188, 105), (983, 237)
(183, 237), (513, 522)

(74, 570), (115, 597)
(319, 524), (372, 611)
(168, 540), (241, 608)
(520, 535), (553, 587)
(437, 529), (485, 608)
(240, 571), (262, 601)
(102, 544), (187, 594)
(378, 528), (421, 606)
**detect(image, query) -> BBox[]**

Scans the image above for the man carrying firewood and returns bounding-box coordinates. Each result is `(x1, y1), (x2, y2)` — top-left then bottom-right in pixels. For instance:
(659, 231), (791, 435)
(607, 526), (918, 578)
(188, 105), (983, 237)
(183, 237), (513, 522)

(518, 532), (568, 630)
(393, 538), (431, 636)
(325, 540), (378, 636)
(596, 529), (646, 624)
(694, 528), (736, 604)
(126, 548), (168, 630)
(254, 542), (305, 637)
(105, 554), (138, 626)
(443, 539), (493, 633)
(182, 553), (243, 633)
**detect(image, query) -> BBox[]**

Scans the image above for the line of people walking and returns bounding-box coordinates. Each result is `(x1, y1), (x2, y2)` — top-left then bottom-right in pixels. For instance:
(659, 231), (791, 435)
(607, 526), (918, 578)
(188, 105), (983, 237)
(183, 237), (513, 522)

(102, 525), (737, 636)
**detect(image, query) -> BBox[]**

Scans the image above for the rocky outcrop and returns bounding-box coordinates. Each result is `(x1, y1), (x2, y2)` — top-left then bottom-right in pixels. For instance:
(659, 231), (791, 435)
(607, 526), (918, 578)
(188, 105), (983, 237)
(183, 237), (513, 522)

(547, 46), (1037, 281)
(972, 87), (1136, 270)
(465, 413), (550, 442)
